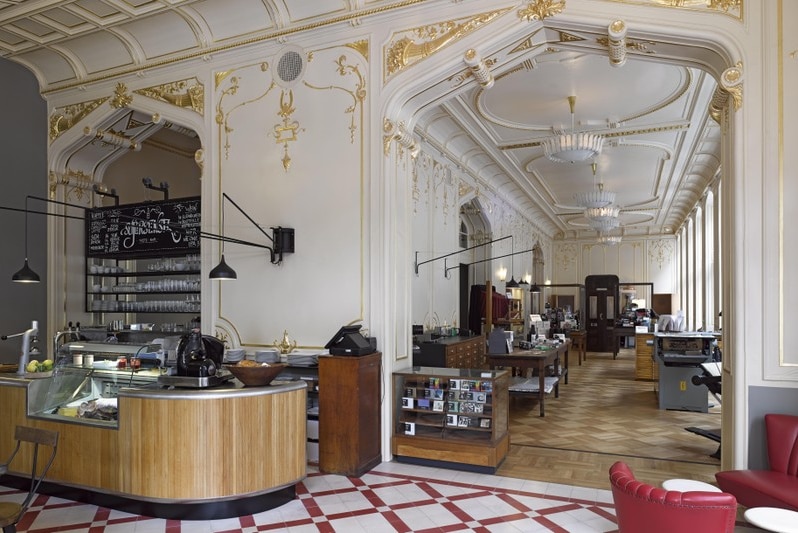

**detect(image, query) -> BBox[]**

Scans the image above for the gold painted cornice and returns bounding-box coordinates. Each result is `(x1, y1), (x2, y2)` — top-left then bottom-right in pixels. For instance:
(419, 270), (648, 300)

(134, 78), (205, 116)
(603, 0), (742, 21)
(384, 8), (511, 83)
(49, 97), (109, 142)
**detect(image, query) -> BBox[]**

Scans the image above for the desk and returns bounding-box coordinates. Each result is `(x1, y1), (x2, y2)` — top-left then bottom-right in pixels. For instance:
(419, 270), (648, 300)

(487, 341), (569, 417)
(613, 326), (636, 359)
(568, 330), (586, 365)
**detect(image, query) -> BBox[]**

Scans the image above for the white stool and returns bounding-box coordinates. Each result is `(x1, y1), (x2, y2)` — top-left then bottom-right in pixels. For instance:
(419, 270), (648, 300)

(661, 478), (722, 492)
(744, 507), (798, 533)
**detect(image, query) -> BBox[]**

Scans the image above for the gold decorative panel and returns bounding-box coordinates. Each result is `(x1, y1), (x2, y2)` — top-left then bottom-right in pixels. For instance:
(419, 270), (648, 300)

(49, 97), (109, 142)
(518, 0), (566, 22)
(384, 8), (511, 83)
(134, 78), (205, 116)
(603, 0), (742, 20)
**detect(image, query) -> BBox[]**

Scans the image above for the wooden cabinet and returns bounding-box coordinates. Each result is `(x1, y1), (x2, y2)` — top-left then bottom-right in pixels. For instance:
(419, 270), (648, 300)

(635, 333), (658, 381)
(392, 367), (509, 472)
(415, 336), (486, 369)
(318, 352), (382, 477)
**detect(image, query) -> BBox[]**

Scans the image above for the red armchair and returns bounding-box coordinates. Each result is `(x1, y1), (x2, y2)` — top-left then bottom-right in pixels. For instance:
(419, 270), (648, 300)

(610, 461), (737, 533)
(715, 413), (798, 511)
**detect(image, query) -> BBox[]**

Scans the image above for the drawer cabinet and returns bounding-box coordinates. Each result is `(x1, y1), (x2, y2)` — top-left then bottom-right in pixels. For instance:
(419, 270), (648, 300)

(635, 333), (658, 381)
(416, 336), (486, 369)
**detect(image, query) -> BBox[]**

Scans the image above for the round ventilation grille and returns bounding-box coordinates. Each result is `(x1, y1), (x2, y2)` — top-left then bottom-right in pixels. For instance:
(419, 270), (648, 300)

(273, 46), (305, 89)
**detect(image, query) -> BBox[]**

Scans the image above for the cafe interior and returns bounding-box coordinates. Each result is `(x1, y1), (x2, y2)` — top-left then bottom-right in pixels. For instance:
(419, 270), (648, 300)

(1, 1), (798, 531)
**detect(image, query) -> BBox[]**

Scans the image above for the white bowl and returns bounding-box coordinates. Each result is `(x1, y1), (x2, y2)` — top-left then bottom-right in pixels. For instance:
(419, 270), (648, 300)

(255, 349), (280, 363)
(225, 349), (245, 362)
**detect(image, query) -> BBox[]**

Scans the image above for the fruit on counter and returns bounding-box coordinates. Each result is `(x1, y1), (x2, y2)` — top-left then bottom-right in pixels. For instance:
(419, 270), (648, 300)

(25, 359), (53, 373)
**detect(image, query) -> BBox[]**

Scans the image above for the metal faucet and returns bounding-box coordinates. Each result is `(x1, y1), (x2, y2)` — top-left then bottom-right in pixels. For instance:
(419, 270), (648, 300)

(18, 320), (39, 375)
(53, 330), (76, 358)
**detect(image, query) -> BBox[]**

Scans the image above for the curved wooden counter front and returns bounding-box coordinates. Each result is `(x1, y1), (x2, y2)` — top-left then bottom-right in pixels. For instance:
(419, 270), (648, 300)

(0, 376), (307, 519)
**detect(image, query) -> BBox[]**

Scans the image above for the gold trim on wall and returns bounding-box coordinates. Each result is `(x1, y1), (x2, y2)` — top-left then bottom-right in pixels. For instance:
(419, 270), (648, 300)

(602, 0), (742, 20)
(518, 0), (566, 22)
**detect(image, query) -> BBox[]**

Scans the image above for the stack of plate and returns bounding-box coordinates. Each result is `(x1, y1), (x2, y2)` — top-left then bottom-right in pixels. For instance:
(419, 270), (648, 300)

(255, 349), (280, 363)
(287, 352), (318, 367)
(225, 349), (245, 363)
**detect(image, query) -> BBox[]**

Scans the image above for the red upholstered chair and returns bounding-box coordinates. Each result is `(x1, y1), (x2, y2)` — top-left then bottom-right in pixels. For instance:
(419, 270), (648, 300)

(610, 461), (737, 533)
(715, 413), (798, 511)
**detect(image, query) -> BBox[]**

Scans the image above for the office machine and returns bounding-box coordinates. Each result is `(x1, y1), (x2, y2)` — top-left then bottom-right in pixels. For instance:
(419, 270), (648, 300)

(653, 332), (715, 412)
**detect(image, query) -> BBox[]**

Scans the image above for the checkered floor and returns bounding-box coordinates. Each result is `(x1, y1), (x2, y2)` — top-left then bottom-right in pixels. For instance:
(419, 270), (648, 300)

(1, 462), (762, 532)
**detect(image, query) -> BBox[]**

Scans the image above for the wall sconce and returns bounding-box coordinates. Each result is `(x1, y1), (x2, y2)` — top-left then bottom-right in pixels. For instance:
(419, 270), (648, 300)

(463, 49), (494, 89)
(142, 177), (169, 200)
(205, 193), (295, 280)
(607, 20), (627, 68)
(12, 198), (40, 283)
(497, 265), (507, 282)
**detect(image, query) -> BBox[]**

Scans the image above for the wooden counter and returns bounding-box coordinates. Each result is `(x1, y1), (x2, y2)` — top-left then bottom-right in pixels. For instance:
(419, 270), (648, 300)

(0, 375), (306, 519)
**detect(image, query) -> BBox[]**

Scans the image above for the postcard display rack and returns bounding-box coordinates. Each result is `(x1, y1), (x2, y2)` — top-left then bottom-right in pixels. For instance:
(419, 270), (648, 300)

(392, 366), (509, 473)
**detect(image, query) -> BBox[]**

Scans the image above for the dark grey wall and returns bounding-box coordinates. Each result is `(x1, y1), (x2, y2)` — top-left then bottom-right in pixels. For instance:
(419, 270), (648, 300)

(0, 58), (48, 363)
(747, 386), (798, 469)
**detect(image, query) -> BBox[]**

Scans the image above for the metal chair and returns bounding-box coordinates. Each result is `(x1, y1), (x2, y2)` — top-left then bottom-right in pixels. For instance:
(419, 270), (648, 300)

(0, 426), (59, 533)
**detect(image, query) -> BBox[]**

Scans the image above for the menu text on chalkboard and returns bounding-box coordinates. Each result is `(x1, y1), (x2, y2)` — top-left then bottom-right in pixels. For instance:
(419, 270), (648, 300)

(86, 197), (201, 258)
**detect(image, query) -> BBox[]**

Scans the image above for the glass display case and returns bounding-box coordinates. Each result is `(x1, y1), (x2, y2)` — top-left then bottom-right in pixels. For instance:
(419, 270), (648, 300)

(26, 364), (160, 428)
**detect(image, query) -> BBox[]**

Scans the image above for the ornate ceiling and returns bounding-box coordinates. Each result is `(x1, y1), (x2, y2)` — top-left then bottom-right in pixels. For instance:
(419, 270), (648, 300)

(1, 0), (722, 240)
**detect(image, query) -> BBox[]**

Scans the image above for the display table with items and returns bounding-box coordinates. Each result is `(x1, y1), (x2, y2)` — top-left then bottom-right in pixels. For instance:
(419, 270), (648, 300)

(0, 361), (307, 520)
(392, 367), (509, 473)
(414, 334), (486, 369)
(487, 340), (570, 417)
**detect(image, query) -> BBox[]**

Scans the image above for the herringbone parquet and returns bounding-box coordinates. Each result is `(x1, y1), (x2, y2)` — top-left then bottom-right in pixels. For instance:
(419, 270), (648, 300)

(497, 347), (722, 490)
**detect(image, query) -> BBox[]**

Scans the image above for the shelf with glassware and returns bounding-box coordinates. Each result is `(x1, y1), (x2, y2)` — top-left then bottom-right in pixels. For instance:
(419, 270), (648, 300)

(392, 366), (509, 473)
(86, 254), (201, 315)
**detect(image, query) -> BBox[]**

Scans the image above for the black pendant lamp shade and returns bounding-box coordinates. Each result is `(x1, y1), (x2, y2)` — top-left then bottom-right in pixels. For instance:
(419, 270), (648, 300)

(505, 276), (520, 288)
(530, 283), (541, 294)
(209, 254), (237, 280)
(12, 203), (41, 283)
(12, 259), (40, 283)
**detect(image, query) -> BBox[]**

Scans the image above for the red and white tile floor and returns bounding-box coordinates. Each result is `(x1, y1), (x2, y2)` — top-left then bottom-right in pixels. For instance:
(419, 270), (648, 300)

(1, 462), (763, 532)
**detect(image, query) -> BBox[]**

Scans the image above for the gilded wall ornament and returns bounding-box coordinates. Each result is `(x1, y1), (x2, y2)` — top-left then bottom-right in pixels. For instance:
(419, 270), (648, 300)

(133, 78), (205, 116)
(304, 55), (366, 144)
(384, 9), (510, 82)
(49, 169), (95, 202)
(110, 83), (133, 109)
(720, 63), (743, 111)
(518, 0), (566, 22)
(271, 89), (303, 171)
(49, 97), (109, 142)
(555, 243), (578, 272)
(648, 239), (673, 270)
(215, 70), (278, 160)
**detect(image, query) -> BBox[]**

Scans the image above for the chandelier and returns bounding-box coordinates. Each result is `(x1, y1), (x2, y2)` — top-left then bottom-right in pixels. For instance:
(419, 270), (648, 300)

(585, 205), (620, 222)
(588, 217), (620, 232)
(542, 96), (603, 164)
(598, 232), (622, 245)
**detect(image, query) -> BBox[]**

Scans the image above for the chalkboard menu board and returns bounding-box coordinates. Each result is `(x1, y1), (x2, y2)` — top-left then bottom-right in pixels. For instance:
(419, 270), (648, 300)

(86, 197), (200, 258)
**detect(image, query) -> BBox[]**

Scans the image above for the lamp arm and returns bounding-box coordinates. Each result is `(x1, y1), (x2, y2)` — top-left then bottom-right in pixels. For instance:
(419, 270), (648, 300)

(222, 193), (274, 244)
(200, 231), (276, 263)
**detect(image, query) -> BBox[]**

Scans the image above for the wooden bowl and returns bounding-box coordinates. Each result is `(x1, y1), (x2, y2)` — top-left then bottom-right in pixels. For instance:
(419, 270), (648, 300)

(225, 362), (286, 387)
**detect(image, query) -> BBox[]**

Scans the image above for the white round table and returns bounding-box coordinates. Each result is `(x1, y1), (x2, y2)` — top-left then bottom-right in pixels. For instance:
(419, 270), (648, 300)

(662, 478), (722, 492)
(744, 507), (798, 533)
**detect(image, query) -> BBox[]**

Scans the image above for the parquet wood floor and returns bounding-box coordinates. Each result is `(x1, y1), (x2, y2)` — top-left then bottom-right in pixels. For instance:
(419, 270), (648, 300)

(496, 347), (722, 490)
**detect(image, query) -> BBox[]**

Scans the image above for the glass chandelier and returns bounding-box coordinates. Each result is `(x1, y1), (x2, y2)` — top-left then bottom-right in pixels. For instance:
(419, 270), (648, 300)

(542, 96), (603, 164)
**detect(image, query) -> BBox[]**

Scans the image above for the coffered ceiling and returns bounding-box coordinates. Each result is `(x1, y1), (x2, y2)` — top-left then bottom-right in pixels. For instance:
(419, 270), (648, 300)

(1, 1), (721, 240)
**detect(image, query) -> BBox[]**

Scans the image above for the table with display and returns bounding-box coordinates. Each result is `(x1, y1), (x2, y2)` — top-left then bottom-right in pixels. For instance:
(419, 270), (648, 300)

(487, 340), (569, 417)
(613, 326), (636, 359)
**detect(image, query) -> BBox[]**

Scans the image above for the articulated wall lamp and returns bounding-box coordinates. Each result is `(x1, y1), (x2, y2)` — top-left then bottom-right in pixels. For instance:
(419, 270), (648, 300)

(12, 197), (41, 283)
(205, 193), (295, 280)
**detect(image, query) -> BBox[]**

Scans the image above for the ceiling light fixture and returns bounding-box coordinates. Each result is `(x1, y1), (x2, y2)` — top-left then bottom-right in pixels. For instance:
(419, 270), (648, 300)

(574, 163), (615, 208)
(542, 96), (603, 164)
(588, 217), (621, 233)
(597, 232), (622, 245)
(12, 198), (41, 283)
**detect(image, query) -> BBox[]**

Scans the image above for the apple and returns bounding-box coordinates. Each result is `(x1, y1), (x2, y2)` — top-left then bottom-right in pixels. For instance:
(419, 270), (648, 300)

(26, 360), (39, 373)
(42, 359), (54, 370)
